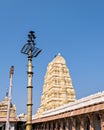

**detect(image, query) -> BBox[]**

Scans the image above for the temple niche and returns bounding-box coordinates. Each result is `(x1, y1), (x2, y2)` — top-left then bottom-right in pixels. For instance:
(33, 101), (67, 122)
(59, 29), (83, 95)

(37, 53), (76, 117)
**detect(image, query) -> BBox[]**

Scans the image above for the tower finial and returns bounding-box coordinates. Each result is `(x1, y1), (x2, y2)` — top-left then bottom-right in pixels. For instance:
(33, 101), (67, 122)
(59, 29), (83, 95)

(58, 53), (61, 56)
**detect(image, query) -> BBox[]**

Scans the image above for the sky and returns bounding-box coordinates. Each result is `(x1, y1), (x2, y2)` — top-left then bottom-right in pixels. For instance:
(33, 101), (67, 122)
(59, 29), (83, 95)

(0, 0), (104, 115)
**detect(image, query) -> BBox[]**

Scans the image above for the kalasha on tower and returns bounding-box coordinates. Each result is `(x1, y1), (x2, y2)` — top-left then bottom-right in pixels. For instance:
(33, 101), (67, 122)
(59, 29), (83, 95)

(37, 53), (76, 117)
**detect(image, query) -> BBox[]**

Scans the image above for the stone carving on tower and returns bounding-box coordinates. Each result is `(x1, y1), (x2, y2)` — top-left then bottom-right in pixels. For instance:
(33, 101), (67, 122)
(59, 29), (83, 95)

(37, 53), (76, 117)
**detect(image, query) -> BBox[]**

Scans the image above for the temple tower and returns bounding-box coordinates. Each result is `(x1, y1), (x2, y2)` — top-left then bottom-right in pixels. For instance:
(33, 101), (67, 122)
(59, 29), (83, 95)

(0, 96), (16, 118)
(37, 53), (76, 116)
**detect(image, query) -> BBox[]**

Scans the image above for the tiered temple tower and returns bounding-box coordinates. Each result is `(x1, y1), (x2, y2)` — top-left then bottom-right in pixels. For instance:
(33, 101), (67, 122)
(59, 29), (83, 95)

(37, 53), (76, 116)
(0, 96), (16, 118)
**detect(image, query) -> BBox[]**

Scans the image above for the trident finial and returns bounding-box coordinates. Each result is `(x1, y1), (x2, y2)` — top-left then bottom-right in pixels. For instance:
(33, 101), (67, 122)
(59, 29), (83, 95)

(21, 31), (42, 58)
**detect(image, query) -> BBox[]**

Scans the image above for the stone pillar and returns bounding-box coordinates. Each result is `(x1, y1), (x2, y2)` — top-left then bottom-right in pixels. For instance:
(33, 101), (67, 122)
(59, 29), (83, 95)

(60, 120), (63, 130)
(78, 116), (85, 130)
(43, 123), (46, 130)
(71, 118), (76, 130)
(35, 124), (40, 130)
(35, 124), (38, 130)
(50, 122), (53, 130)
(99, 112), (104, 130)
(79, 116), (84, 130)
(46, 123), (49, 130)
(88, 114), (94, 130)
(41, 123), (44, 130)
(55, 121), (58, 130)
(65, 118), (69, 130)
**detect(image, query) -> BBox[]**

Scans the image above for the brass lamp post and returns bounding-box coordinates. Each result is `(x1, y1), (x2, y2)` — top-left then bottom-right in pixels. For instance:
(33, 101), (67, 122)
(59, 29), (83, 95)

(21, 31), (42, 130)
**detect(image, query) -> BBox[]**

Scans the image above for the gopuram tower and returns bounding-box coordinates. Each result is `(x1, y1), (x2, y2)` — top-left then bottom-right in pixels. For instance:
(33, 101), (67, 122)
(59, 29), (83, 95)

(37, 53), (76, 117)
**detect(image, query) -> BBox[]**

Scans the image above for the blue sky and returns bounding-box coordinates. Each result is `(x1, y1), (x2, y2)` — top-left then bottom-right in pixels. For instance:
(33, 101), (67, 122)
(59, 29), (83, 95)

(0, 0), (104, 114)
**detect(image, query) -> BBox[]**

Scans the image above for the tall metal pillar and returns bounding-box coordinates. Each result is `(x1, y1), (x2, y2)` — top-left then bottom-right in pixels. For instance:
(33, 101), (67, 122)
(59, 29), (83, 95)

(26, 51), (33, 130)
(21, 31), (42, 130)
